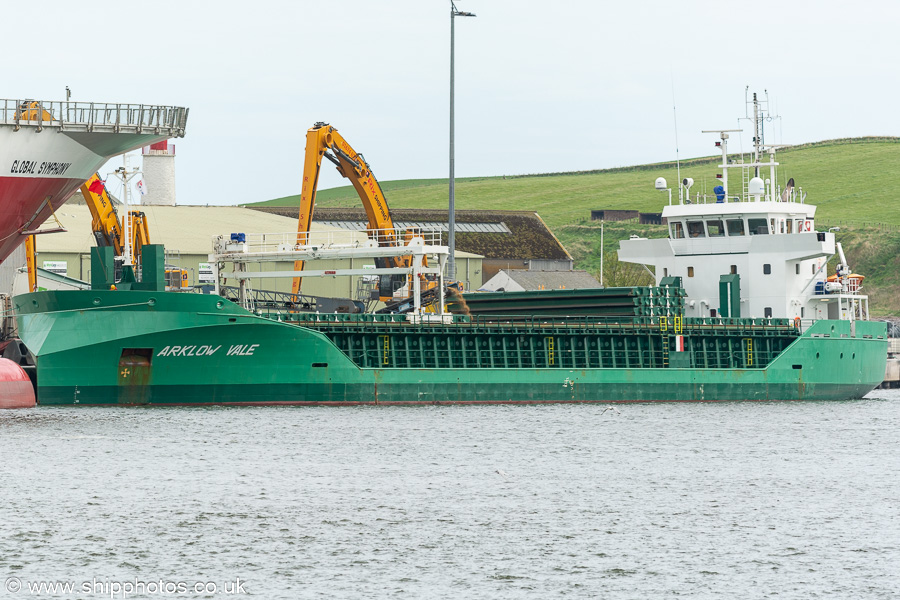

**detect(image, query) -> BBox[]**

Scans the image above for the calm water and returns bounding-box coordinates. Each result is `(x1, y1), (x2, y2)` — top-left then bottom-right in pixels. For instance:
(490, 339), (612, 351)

(1, 392), (898, 599)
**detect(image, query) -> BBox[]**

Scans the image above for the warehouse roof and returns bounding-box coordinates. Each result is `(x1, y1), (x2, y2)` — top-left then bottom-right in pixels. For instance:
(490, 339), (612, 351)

(480, 269), (600, 292)
(251, 207), (571, 261)
(30, 205), (301, 255)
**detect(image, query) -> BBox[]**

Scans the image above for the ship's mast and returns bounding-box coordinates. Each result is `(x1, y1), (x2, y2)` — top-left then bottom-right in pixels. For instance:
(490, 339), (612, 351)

(702, 128), (741, 198)
(111, 154), (141, 267)
(753, 92), (761, 177)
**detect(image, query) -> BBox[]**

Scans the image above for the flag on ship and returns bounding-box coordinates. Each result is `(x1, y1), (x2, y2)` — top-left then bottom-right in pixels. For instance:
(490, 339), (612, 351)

(88, 179), (105, 195)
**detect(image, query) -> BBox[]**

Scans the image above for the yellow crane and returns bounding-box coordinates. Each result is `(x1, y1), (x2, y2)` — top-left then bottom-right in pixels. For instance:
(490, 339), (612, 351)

(23, 172), (187, 291)
(80, 173), (152, 264)
(292, 123), (427, 302)
(79, 173), (185, 289)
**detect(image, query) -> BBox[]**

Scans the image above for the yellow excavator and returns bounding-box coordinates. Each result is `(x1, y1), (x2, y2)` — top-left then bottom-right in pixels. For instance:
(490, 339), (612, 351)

(291, 122), (431, 303)
(292, 122), (437, 302)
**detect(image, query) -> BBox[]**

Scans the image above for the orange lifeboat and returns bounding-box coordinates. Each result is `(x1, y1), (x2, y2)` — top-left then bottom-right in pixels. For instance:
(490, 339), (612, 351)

(827, 273), (865, 294)
(0, 358), (36, 408)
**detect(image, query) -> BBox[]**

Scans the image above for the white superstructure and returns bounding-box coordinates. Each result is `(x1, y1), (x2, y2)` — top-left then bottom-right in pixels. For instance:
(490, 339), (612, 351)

(619, 92), (868, 322)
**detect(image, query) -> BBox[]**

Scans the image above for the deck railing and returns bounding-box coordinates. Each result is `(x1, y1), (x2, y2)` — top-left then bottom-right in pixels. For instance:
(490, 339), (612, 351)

(218, 228), (445, 255)
(0, 99), (188, 136)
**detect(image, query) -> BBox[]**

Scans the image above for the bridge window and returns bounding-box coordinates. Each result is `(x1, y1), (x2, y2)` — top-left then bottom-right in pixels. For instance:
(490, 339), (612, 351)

(726, 219), (745, 236)
(763, 264), (772, 275)
(687, 221), (705, 238)
(671, 222), (685, 239)
(748, 218), (769, 235)
(706, 219), (725, 237)
(786, 220), (794, 234)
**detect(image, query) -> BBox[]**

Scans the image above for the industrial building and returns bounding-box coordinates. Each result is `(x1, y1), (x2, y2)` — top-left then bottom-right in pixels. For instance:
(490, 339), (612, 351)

(479, 269), (600, 292)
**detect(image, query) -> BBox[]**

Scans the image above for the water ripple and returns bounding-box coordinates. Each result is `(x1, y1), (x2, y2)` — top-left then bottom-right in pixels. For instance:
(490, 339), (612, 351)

(1, 393), (898, 598)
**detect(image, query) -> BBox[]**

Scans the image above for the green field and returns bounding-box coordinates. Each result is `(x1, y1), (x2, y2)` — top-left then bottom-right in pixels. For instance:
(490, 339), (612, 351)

(250, 137), (900, 230)
(250, 137), (900, 315)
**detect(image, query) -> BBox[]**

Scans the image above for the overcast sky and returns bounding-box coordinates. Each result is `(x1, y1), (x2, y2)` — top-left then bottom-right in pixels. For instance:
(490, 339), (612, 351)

(6, 0), (899, 205)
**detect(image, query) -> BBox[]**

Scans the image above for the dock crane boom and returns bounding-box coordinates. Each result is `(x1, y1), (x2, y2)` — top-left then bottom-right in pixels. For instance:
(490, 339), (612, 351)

(291, 123), (407, 299)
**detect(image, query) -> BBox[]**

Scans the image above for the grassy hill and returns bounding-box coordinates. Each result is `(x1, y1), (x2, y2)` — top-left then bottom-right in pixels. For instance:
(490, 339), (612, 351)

(249, 137), (900, 230)
(250, 138), (900, 315)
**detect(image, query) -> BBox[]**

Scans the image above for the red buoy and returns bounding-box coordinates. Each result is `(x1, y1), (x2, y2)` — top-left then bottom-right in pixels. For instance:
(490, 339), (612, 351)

(0, 357), (36, 408)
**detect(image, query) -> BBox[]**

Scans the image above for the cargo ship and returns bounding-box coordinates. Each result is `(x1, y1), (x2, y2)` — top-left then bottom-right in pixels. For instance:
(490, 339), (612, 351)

(0, 98), (188, 264)
(11, 95), (888, 405)
(12, 229), (887, 405)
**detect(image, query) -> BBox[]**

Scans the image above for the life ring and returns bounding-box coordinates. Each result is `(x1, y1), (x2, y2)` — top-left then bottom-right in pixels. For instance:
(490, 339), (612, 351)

(794, 317), (801, 329)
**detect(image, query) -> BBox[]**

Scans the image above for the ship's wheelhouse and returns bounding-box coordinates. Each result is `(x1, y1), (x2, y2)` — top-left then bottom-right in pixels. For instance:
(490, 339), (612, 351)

(668, 212), (815, 240)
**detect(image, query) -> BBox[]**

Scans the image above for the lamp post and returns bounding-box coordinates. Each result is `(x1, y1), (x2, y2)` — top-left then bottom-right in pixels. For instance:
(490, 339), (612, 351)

(449, 0), (475, 281)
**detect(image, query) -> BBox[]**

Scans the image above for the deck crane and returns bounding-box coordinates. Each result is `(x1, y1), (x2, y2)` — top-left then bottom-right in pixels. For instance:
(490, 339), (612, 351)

(80, 173), (151, 260)
(292, 123), (429, 302)
(23, 173), (185, 291)
(79, 173), (185, 289)
(22, 172), (152, 292)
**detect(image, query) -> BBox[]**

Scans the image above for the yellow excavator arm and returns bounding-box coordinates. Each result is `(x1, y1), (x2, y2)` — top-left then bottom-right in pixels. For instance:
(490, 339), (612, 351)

(292, 123), (403, 296)
(131, 210), (151, 258)
(80, 173), (153, 265)
(81, 174), (123, 253)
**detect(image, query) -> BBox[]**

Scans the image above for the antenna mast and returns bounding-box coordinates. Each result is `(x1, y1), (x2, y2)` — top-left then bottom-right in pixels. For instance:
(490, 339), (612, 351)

(671, 81), (682, 203)
(111, 154), (141, 267)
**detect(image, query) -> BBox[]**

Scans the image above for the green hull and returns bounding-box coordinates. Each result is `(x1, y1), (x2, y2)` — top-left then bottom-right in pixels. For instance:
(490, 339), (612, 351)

(14, 290), (888, 406)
